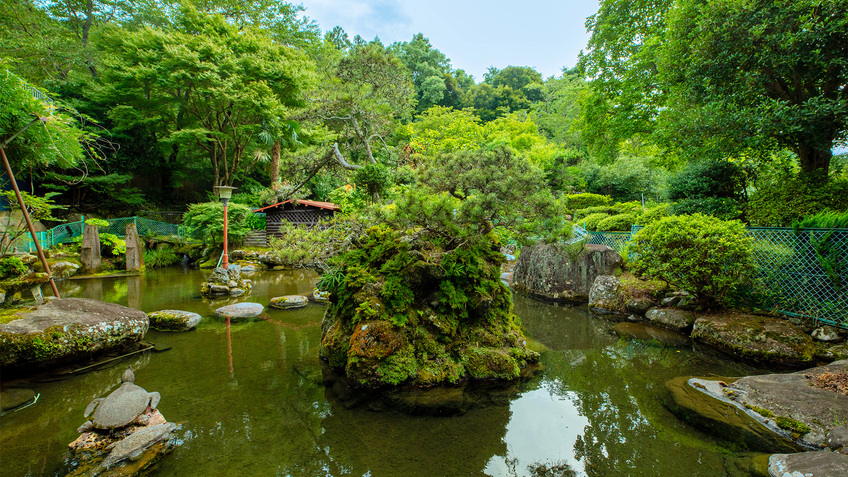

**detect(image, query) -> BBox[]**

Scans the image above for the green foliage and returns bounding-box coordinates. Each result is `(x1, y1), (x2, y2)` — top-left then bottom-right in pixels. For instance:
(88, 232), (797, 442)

(84, 218), (110, 228)
(666, 159), (746, 219)
(327, 184), (368, 214)
(580, 213), (611, 231)
(635, 203), (672, 226)
(580, 156), (666, 202)
(244, 214), (267, 231)
(628, 214), (755, 308)
(99, 233), (126, 257)
(143, 247), (181, 268)
(352, 163), (391, 200)
(573, 206), (620, 221)
(0, 191), (64, 255)
(793, 210), (848, 230)
(747, 176), (848, 227)
(0, 257), (27, 280)
(564, 193), (613, 211)
(596, 213), (639, 232)
(182, 201), (253, 246)
(672, 198), (745, 222)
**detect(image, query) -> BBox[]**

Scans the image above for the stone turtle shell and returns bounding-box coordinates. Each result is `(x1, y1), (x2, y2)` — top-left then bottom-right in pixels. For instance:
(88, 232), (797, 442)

(91, 382), (151, 429)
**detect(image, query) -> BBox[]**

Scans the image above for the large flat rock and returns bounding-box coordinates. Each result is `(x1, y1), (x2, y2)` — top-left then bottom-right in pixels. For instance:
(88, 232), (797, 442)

(0, 298), (148, 369)
(768, 451), (848, 477)
(691, 313), (819, 367)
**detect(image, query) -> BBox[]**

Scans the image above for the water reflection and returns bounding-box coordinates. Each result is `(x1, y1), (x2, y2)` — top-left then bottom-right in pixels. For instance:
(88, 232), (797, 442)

(0, 269), (772, 476)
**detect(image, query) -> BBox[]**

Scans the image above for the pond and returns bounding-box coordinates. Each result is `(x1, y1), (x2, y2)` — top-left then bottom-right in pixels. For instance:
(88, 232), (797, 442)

(0, 267), (770, 476)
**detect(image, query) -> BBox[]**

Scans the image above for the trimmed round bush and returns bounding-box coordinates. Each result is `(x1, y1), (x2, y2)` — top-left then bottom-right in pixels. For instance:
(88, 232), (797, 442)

(596, 213), (638, 232)
(636, 203), (672, 226)
(565, 193), (612, 212)
(627, 214), (755, 308)
(580, 212), (610, 231)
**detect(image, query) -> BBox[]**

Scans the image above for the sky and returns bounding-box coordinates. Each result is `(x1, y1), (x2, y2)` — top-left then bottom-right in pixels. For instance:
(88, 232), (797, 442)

(298, 0), (601, 82)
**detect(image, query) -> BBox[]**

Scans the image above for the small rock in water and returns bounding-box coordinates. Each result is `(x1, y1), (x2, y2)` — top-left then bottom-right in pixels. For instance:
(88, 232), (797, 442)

(215, 302), (264, 319)
(269, 295), (308, 310)
(312, 289), (331, 303)
(0, 388), (36, 412)
(148, 310), (201, 332)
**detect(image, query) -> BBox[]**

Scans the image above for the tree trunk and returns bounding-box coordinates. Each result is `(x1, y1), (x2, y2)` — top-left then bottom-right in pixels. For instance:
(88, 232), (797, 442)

(795, 144), (832, 182)
(270, 140), (281, 190)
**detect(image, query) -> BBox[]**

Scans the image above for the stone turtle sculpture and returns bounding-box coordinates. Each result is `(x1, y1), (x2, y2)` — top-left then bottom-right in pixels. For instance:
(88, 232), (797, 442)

(77, 368), (160, 433)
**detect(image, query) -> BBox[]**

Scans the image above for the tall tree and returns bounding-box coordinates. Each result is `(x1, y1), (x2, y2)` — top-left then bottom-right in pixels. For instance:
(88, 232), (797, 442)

(660, 0), (848, 180)
(100, 6), (314, 187)
(389, 33), (454, 113)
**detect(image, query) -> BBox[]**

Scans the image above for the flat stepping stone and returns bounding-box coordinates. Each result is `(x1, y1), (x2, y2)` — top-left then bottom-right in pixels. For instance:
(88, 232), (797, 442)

(269, 296), (308, 310)
(215, 302), (264, 319)
(148, 310), (201, 332)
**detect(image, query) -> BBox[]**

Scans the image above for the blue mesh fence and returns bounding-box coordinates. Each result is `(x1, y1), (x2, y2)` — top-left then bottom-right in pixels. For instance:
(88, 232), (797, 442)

(568, 224), (848, 328)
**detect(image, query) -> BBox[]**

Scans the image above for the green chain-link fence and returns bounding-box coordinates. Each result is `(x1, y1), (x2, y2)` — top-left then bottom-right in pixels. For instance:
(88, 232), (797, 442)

(571, 224), (848, 328)
(11, 216), (191, 252)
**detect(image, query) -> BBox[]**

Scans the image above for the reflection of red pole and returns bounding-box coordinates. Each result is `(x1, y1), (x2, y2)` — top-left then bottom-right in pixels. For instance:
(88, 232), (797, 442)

(1, 148), (59, 298)
(222, 202), (229, 269)
(226, 316), (233, 377)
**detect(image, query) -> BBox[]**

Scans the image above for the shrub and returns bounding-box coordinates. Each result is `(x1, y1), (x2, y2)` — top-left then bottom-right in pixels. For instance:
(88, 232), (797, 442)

(245, 214), (266, 230)
(792, 210), (848, 229)
(667, 159), (746, 201)
(573, 206), (619, 221)
(747, 176), (848, 226)
(0, 257), (26, 280)
(636, 203), (672, 226)
(580, 156), (666, 202)
(580, 212), (610, 231)
(143, 247), (181, 268)
(597, 213), (639, 232)
(564, 193), (612, 211)
(672, 197), (745, 221)
(100, 233), (126, 257)
(627, 214), (755, 308)
(183, 201), (253, 246)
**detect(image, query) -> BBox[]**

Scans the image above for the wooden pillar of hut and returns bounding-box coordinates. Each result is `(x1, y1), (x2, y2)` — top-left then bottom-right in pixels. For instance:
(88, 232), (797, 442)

(79, 224), (101, 272)
(125, 222), (144, 271)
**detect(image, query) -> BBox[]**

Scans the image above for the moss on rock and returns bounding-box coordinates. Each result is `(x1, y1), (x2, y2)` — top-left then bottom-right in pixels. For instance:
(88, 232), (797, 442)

(319, 225), (539, 390)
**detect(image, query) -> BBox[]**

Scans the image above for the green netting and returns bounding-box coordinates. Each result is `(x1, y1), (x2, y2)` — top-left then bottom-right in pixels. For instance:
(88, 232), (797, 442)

(568, 225), (848, 328)
(13, 216), (194, 253)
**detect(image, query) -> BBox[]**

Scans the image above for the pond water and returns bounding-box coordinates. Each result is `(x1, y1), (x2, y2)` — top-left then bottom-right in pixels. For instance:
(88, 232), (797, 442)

(0, 267), (771, 476)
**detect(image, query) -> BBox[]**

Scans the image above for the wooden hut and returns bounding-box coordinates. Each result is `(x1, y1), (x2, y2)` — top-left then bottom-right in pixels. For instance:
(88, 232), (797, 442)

(253, 199), (341, 239)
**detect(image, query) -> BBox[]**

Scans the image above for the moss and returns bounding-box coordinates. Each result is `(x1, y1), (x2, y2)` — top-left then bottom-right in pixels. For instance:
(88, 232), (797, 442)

(461, 346), (520, 380)
(745, 404), (775, 418)
(0, 307), (34, 325)
(775, 416), (811, 436)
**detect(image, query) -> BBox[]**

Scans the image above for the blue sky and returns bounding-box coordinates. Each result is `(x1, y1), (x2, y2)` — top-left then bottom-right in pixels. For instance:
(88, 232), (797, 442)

(299, 0), (601, 81)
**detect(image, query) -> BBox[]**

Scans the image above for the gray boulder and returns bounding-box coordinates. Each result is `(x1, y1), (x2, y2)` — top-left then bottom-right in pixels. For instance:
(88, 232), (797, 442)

(215, 302), (264, 320)
(588, 275), (626, 316)
(826, 425), (848, 451)
(513, 243), (623, 303)
(768, 452), (848, 477)
(148, 310), (202, 331)
(645, 308), (697, 333)
(51, 261), (80, 278)
(626, 298), (654, 316)
(201, 266), (252, 297)
(812, 326), (843, 343)
(0, 298), (148, 369)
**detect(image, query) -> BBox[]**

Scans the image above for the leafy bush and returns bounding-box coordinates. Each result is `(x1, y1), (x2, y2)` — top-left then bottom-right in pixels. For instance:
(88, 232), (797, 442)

(84, 218), (110, 228)
(596, 213), (639, 232)
(636, 203), (672, 226)
(245, 214), (266, 230)
(565, 193), (612, 211)
(792, 210), (848, 229)
(353, 163), (392, 200)
(747, 176), (848, 226)
(672, 197), (745, 221)
(0, 257), (26, 280)
(627, 214), (755, 308)
(183, 201), (253, 246)
(100, 233), (126, 257)
(666, 159), (747, 219)
(143, 247), (181, 268)
(580, 212), (610, 231)
(327, 184), (368, 214)
(573, 206), (619, 221)
(580, 156), (666, 202)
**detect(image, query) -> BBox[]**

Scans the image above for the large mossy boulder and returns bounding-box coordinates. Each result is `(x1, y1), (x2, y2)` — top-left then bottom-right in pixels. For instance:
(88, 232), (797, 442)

(319, 225), (539, 391)
(512, 243), (622, 303)
(0, 298), (148, 371)
(691, 313), (820, 367)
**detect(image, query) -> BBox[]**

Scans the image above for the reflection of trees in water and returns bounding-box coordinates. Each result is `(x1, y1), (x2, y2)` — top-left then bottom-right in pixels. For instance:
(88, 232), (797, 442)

(513, 295), (616, 352)
(545, 343), (756, 476)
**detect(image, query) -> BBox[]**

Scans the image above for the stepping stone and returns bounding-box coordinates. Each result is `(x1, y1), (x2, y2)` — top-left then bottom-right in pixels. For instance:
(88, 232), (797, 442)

(215, 302), (264, 319)
(311, 289), (331, 304)
(269, 295), (308, 310)
(148, 310), (202, 332)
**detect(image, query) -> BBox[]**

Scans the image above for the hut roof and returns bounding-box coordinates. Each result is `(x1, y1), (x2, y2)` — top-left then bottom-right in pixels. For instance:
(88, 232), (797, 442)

(253, 199), (341, 213)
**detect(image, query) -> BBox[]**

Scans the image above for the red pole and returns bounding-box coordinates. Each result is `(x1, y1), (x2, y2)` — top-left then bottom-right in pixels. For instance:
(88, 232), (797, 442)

(1, 147), (60, 298)
(222, 202), (229, 269)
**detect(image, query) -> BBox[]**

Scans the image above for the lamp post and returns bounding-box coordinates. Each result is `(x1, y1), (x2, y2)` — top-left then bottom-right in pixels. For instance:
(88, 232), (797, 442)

(213, 186), (236, 269)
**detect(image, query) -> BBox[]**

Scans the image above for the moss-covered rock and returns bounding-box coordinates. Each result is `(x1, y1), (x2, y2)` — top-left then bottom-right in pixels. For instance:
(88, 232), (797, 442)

(691, 313), (820, 367)
(513, 243), (623, 303)
(0, 298), (148, 371)
(319, 225), (539, 391)
(148, 310), (201, 331)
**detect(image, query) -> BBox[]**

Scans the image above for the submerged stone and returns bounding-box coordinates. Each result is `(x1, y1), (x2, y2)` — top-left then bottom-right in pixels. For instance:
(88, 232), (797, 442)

(645, 308), (697, 333)
(612, 322), (691, 348)
(768, 451), (848, 477)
